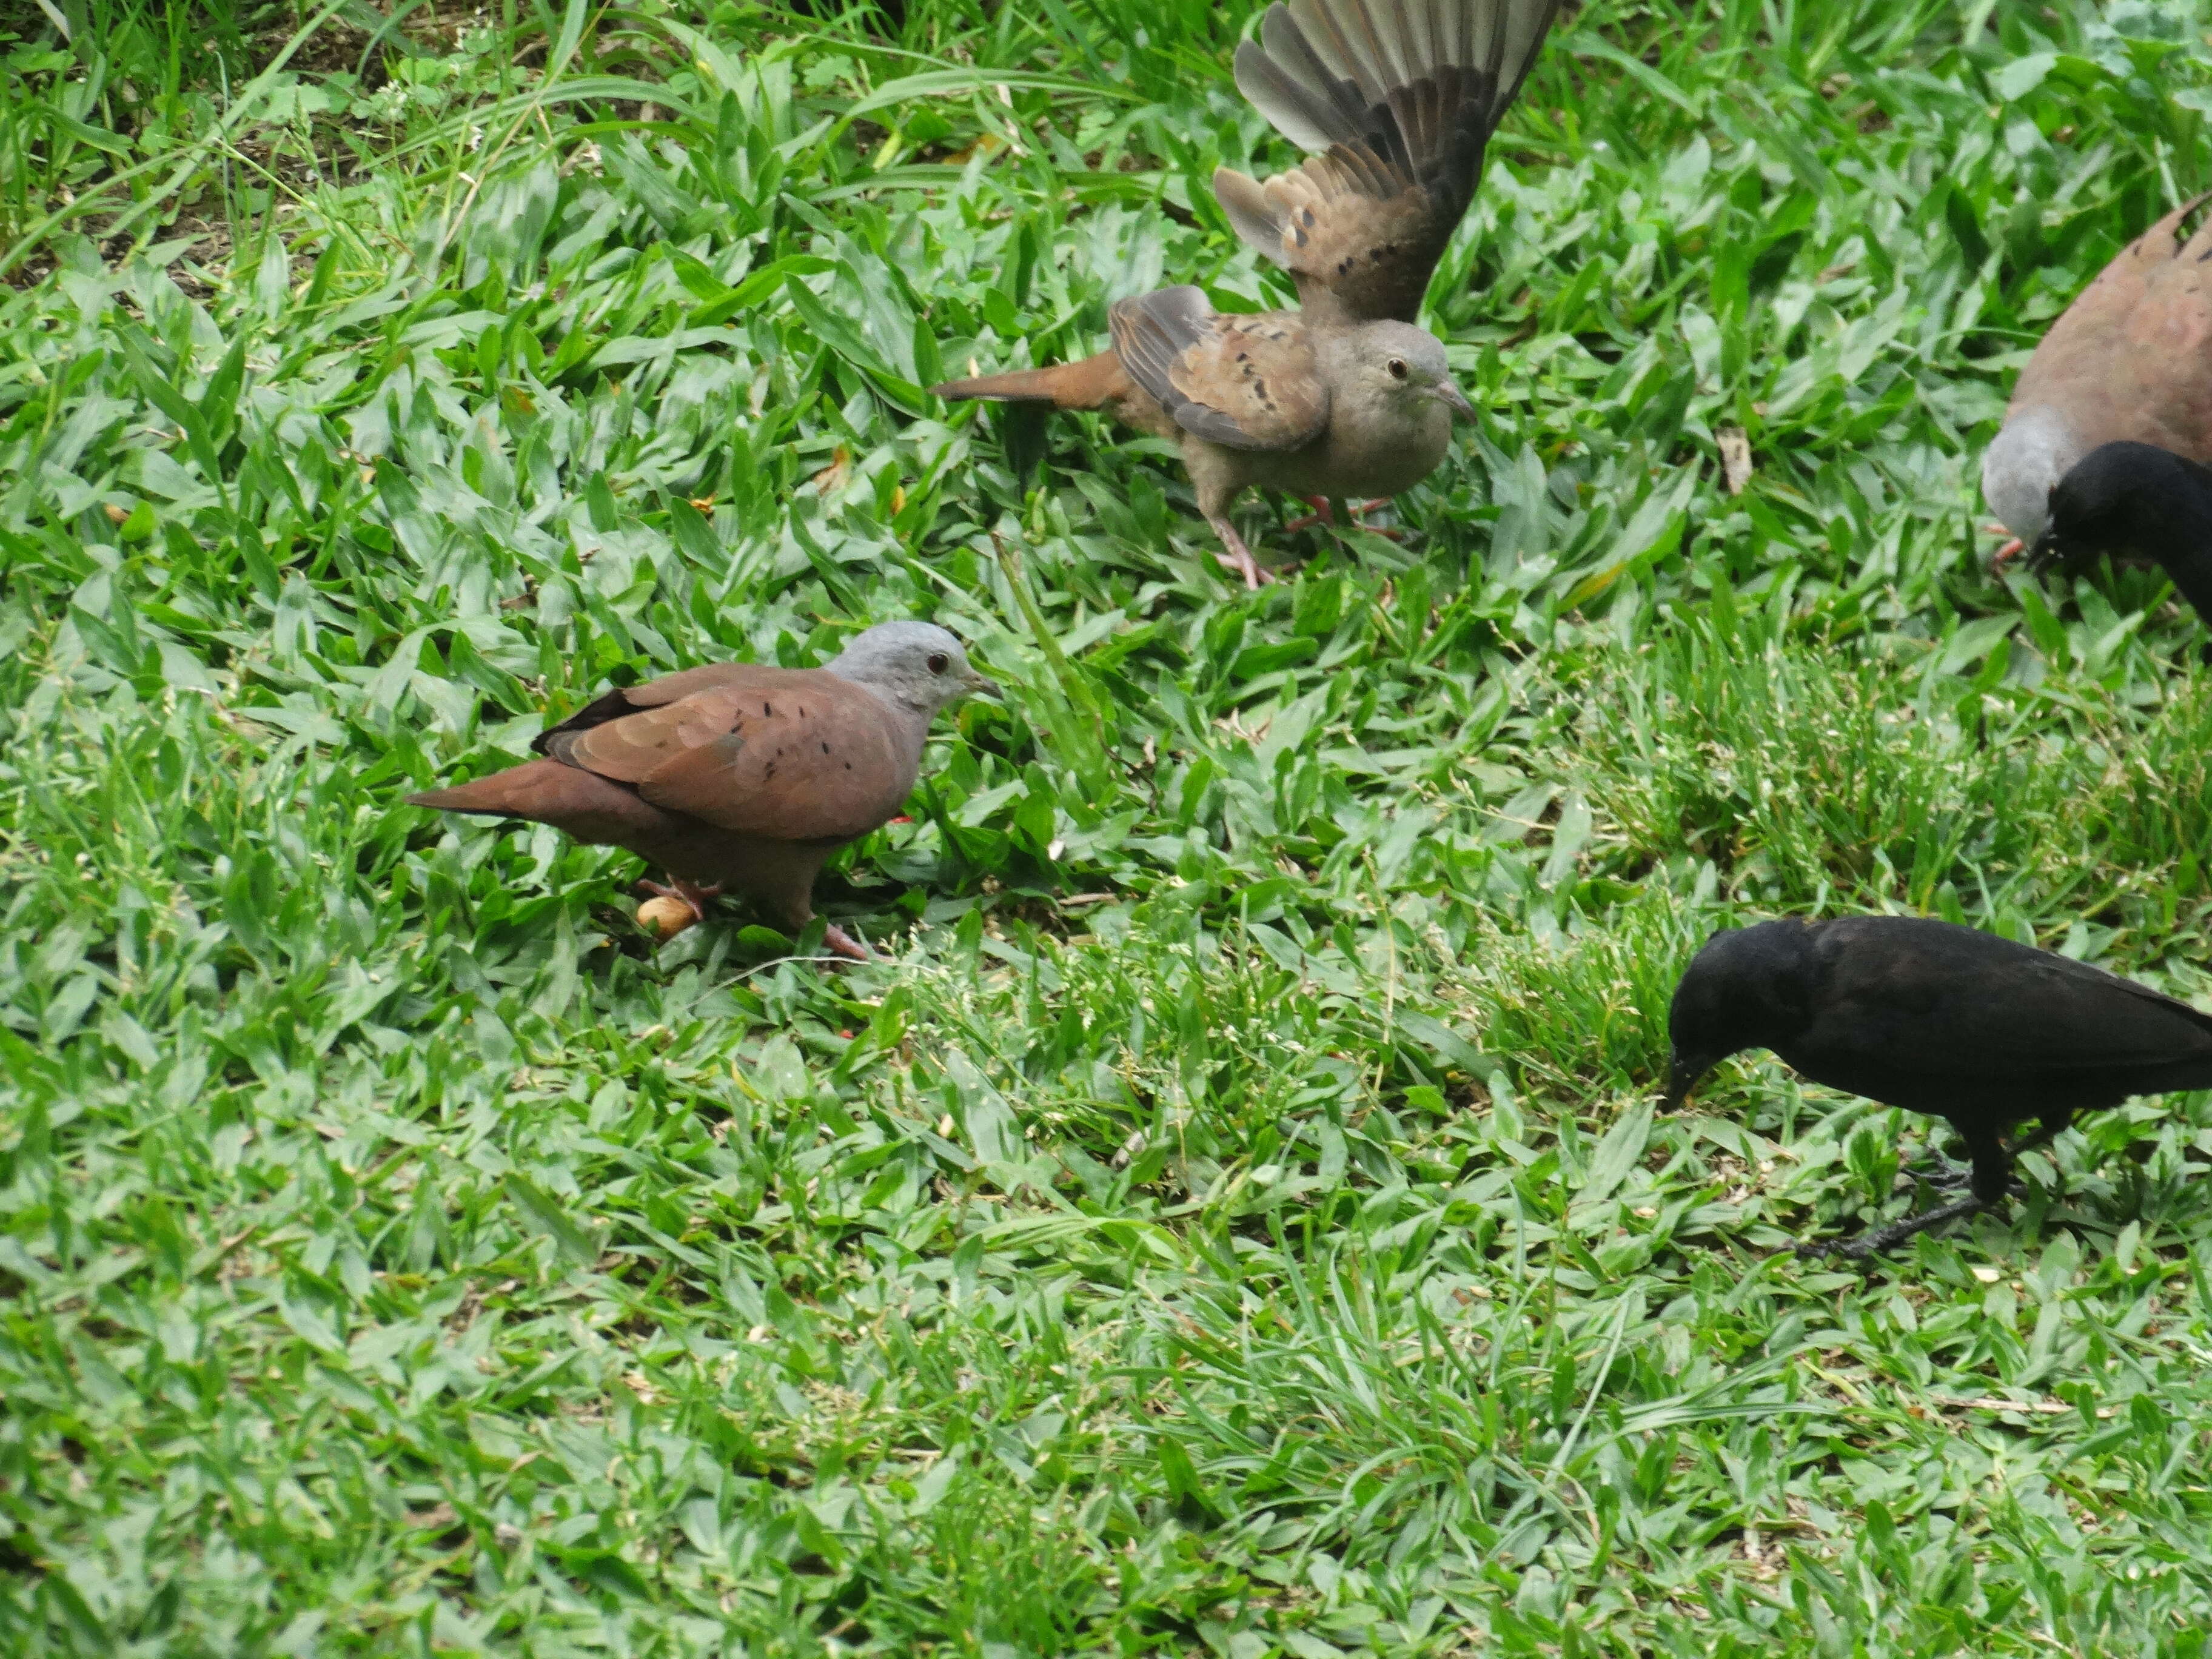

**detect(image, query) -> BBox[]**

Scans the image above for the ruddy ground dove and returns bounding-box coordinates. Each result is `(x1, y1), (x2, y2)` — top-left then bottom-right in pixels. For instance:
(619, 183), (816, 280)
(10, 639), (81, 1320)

(407, 622), (997, 958)
(1985, 193), (2212, 561)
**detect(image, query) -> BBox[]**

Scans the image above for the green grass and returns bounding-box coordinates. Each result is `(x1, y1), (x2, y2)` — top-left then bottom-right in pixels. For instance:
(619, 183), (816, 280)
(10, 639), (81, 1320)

(15, 0), (2212, 1651)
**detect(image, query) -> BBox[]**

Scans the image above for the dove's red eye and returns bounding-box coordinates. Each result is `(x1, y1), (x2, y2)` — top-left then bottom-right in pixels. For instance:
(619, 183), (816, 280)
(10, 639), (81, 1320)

(927, 653), (949, 674)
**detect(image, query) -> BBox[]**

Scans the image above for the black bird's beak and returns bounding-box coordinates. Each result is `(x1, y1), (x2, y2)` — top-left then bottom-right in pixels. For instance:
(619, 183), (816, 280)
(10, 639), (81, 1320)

(2023, 529), (2062, 579)
(1662, 1048), (1710, 1112)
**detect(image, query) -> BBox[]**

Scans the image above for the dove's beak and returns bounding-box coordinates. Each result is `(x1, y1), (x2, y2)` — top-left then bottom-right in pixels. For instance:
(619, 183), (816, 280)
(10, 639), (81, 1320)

(967, 671), (1004, 699)
(1435, 380), (1477, 421)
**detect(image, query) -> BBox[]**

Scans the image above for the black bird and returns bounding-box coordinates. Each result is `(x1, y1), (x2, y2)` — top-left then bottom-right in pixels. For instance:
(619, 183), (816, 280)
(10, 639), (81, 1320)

(1664, 915), (2212, 1258)
(2028, 440), (2212, 625)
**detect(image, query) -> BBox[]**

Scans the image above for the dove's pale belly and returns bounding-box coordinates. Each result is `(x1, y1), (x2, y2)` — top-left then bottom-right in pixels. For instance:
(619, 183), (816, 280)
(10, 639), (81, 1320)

(1246, 401), (1456, 499)
(1184, 395), (1456, 505)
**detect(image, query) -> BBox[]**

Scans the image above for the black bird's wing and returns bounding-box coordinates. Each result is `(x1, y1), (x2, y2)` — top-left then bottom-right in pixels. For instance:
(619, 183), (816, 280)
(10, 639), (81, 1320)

(1793, 917), (2212, 1107)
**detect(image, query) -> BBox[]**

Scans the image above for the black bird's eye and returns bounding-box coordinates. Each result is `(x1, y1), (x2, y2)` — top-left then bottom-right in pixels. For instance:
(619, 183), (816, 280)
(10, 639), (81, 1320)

(1387, 358), (1408, 380)
(927, 652), (949, 674)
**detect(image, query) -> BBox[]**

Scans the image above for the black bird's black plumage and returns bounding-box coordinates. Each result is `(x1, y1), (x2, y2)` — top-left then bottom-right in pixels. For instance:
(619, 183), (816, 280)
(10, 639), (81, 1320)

(1664, 916), (2212, 1258)
(2029, 440), (2212, 626)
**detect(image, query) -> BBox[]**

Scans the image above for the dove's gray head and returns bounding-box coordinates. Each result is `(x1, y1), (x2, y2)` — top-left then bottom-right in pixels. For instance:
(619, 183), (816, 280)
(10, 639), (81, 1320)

(1983, 404), (2086, 543)
(1333, 321), (1477, 423)
(829, 621), (1000, 715)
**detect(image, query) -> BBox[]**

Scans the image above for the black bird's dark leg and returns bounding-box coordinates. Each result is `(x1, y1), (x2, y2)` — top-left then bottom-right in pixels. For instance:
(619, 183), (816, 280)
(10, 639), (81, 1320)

(1914, 1110), (2069, 1195)
(1803, 1130), (2014, 1260)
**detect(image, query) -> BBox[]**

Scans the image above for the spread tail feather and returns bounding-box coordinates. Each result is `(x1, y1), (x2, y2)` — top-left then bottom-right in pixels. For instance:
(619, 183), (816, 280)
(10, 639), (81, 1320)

(930, 350), (1129, 411)
(1235, 0), (1558, 162)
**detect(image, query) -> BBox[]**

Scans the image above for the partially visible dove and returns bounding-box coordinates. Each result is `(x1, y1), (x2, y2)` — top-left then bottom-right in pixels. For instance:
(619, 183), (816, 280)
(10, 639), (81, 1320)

(931, 0), (1558, 586)
(407, 622), (997, 958)
(1985, 193), (2212, 558)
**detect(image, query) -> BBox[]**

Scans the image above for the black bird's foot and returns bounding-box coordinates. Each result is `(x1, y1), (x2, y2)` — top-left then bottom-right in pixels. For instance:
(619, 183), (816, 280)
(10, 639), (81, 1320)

(1906, 1159), (2026, 1200)
(1909, 1158), (1974, 1193)
(1795, 1195), (1991, 1261)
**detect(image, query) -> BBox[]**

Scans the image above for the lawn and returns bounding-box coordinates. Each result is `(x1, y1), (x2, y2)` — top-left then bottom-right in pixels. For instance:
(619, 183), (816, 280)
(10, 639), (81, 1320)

(8, 0), (2212, 1651)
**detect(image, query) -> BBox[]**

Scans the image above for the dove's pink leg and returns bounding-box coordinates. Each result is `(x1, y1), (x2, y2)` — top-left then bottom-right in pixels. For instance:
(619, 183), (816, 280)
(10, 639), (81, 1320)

(1204, 513), (1272, 589)
(637, 876), (721, 927)
(1986, 523), (2025, 569)
(822, 925), (873, 962)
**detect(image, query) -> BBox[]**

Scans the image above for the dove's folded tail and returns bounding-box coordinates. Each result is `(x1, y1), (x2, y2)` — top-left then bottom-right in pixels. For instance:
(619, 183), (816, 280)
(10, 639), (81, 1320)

(408, 760), (669, 846)
(930, 350), (1129, 411)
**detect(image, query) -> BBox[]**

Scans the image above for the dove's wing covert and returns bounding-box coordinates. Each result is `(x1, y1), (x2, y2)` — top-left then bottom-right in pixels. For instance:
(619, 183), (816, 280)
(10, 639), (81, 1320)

(538, 666), (917, 845)
(1107, 286), (1331, 452)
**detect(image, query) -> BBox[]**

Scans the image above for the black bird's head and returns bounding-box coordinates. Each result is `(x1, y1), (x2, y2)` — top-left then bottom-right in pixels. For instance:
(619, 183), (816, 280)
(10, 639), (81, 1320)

(2028, 440), (2205, 578)
(1662, 920), (1820, 1110)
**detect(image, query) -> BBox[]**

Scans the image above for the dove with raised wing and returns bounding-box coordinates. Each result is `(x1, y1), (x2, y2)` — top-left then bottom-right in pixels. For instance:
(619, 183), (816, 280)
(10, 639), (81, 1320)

(932, 0), (1557, 587)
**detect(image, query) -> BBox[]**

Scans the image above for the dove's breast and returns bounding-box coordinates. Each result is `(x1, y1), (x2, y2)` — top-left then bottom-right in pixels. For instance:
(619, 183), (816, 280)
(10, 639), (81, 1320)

(1242, 397), (1455, 500)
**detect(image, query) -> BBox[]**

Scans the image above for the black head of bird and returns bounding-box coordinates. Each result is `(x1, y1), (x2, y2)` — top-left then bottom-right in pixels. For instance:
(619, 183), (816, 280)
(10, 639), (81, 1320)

(1661, 919), (1817, 1111)
(2028, 440), (2212, 596)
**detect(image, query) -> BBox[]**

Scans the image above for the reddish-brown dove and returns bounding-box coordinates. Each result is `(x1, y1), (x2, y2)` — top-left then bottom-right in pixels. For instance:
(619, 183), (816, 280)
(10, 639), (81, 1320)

(931, 0), (1558, 588)
(1984, 193), (2212, 554)
(407, 622), (997, 959)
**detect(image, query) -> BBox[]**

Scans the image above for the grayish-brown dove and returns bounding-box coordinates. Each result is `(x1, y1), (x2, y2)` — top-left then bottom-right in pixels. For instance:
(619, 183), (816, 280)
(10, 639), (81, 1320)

(931, 0), (1560, 587)
(407, 622), (997, 959)
(1984, 194), (2212, 557)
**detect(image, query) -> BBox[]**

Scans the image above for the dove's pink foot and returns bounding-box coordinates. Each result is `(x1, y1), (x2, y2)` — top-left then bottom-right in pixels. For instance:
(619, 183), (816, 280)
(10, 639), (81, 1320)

(822, 925), (873, 962)
(1286, 495), (1405, 538)
(1986, 523), (2025, 570)
(638, 877), (721, 927)
(1204, 514), (1273, 589)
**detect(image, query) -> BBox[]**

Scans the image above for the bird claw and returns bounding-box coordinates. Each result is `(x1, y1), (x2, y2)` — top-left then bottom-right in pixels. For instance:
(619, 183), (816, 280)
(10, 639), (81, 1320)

(1910, 1173), (2028, 1201)
(1286, 496), (1403, 538)
(1795, 1234), (1875, 1262)
(637, 877), (720, 928)
(1986, 525), (2026, 573)
(1215, 545), (1275, 589)
(1794, 1193), (1994, 1260)
(1908, 1160), (1974, 1193)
